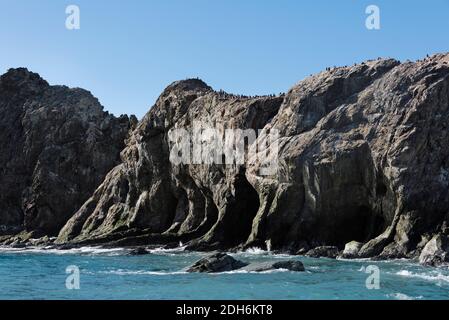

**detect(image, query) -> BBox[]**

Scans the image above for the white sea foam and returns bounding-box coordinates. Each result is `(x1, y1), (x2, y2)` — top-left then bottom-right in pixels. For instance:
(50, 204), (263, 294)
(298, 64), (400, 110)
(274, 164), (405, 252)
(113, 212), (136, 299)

(98, 267), (292, 276)
(243, 247), (268, 255)
(0, 245), (127, 256)
(215, 269), (250, 274)
(337, 257), (372, 262)
(100, 269), (188, 276)
(147, 246), (187, 255)
(234, 247), (294, 259)
(388, 293), (423, 300)
(215, 268), (291, 275)
(0, 244), (191, 256)
(308, 266), (320, 270)
(395, 270), (449, 284)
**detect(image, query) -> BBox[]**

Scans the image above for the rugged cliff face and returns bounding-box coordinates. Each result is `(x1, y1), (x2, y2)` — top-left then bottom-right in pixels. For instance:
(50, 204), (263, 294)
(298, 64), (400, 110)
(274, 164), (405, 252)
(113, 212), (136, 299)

(0, 68), (136, 239)
(1, 55), (449, 263)
(55, 53), (449, 262)
(57, 79), (284, 247)
(246, 54), (449, 260)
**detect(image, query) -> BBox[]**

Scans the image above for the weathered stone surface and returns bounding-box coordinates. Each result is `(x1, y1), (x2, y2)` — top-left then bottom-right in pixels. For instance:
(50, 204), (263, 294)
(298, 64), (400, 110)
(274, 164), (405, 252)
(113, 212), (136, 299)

(246, 53), (449, 258)
(57, 79), (283, 246)
(0, 68), (135, 238)
(341, 241), (364, 258)
(242, 260), (305, 272)
(419, 234), (449, 266)
(306, 246), (340, 258)
(186, 253), (248, 273)
(4, 53), (449, 262)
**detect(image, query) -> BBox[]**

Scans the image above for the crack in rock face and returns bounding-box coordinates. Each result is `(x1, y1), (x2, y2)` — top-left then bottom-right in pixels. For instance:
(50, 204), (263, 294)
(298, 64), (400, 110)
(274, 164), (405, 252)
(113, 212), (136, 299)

(2, 54), (449, 264)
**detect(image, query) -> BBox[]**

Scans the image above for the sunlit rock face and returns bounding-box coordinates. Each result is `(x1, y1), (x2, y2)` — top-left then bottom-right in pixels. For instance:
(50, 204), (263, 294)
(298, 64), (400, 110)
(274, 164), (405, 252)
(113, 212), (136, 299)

(0, 68), (136, 237)
(57, 53), (449, 261)
(4, 53), (449, 263)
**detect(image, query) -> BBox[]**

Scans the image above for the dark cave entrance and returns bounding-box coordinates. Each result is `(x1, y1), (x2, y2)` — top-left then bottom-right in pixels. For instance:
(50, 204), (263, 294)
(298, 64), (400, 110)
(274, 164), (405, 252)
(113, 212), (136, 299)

(328, 205), (386, 248)
(221, 171), (260, 247)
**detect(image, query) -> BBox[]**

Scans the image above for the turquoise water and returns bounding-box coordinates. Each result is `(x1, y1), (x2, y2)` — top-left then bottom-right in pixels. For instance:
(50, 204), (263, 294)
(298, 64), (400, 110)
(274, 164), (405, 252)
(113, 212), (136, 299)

(0, 246), (448, 300)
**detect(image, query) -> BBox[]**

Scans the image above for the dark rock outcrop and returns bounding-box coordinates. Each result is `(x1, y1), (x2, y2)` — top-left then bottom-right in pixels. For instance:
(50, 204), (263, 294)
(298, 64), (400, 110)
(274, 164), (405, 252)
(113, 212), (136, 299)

(186, 253), (248, 273)
(128, 247), (150, 255)
(58, 54), (449, 264)
(57, 79), (283, 246)
(0, 68), (135, 238)
(306, 246), (340, 259)
(4, 54), (449, 265)
(242, 260), (305, 272)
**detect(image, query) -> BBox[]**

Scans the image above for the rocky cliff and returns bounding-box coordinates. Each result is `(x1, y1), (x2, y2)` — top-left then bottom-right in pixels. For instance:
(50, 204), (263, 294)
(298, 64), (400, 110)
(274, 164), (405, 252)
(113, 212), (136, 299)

(0, 68), (136, 240)
(2, 54), (449, 265)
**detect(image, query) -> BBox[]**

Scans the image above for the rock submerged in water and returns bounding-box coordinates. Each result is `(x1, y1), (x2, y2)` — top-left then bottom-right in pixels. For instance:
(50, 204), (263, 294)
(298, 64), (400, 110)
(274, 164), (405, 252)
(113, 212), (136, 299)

(129, 247), (150, 255)
(306, 246), (340, 259)
(241, 260), (305, 272)
(186, 253), (305, 273)
(187, 253), (248, 273)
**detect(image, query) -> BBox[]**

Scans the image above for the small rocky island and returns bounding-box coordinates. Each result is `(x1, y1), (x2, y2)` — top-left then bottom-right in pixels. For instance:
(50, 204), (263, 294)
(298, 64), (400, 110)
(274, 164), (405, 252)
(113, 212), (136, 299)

(186, 253), (305, 273)
(1, 53), (449, 267)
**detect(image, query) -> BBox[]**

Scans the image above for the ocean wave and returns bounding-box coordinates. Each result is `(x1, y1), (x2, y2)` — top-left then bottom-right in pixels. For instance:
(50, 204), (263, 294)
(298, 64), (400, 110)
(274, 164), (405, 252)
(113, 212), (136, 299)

(395, 270), (449, 284)
(388, 293), (423, 300)
(210, 268), (292, 275)
(147, 246), (187, 255)
(0, 246), (127, 256)
(234, 247), (294, 260)
(337, 257), (373, 262)
(98, 267), (293, 276)
(242, 247), (268, 255)
(99, 269), (188, 276)
(0, 245), (191, 256)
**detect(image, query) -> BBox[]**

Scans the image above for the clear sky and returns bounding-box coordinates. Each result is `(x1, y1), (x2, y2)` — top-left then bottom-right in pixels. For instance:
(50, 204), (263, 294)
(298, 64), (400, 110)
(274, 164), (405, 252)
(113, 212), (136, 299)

(0, 0), (448, 118)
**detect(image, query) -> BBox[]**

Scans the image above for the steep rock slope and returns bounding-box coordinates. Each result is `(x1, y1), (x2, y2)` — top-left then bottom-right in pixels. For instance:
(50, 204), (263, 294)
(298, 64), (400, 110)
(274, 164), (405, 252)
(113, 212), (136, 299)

(0, 68), (135, 238)
(57, 54), (449, 260)
(247, 54), (449, 258)
(58, 79), (283, 246)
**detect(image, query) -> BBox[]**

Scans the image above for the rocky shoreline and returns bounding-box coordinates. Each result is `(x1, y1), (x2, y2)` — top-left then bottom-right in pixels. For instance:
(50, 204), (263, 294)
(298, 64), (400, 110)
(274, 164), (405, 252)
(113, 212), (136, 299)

(1, 238), (446, 269)
(1, 53), (449, 267)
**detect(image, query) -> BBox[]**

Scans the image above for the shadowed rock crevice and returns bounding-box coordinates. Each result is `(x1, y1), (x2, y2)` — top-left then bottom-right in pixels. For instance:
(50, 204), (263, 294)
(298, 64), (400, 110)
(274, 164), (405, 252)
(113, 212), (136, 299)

(328, 205), (386, 247)
(178, 195), (220, 242)
(203, 171), (261, 248)
(222, 172), (260, 247)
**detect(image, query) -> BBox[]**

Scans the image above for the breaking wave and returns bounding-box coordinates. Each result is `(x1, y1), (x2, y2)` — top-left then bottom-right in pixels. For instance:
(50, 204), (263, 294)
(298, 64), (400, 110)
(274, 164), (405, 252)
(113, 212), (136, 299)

(0, 246), (127, 256)
(388, 293), (423, 300)
(395, 270), (449, 284)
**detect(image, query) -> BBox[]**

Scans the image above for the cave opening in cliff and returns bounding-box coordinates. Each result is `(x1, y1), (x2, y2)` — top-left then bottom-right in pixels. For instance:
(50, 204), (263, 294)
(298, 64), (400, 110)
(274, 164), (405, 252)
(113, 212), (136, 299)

(330, 205), (386, 248)
(221, 171), (260, 247)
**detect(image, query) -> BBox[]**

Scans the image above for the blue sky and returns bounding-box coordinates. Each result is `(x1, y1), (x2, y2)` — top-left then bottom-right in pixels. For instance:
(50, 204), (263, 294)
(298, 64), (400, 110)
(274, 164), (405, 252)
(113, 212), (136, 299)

(0, 0), (448, 118)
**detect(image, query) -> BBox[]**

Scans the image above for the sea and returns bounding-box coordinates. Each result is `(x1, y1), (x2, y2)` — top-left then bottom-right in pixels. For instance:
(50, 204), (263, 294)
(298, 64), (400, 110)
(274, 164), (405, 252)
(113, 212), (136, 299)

(0, 246), (448, 300)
